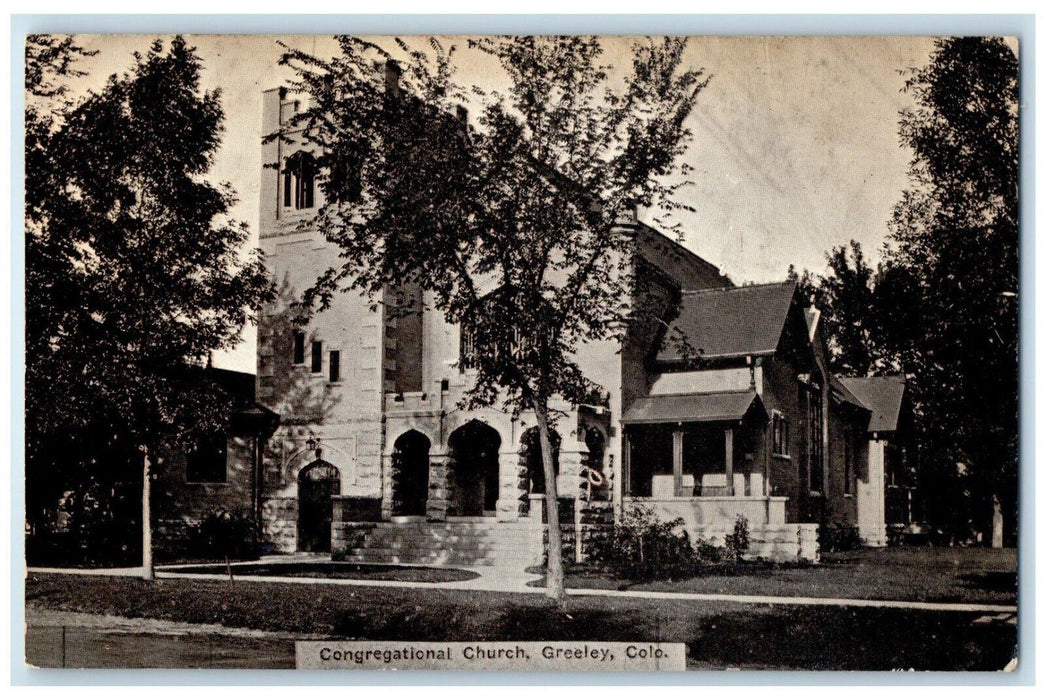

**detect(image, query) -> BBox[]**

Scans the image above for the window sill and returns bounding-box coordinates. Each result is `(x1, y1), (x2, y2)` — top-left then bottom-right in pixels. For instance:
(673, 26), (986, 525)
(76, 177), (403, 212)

(844, 493), (855, 499)
(772, 453), (791, 460)
(186, 481), (229, 486)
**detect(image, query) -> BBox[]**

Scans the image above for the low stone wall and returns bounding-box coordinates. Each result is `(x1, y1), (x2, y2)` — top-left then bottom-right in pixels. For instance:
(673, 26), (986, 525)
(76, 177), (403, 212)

(688, 523), (819, 563)
(331, 522), (378, 561)
(563, 521), (818, 565)
(628, 496), (788, 528)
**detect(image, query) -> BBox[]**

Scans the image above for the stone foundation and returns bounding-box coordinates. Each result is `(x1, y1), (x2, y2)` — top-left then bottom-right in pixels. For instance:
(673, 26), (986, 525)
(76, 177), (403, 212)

(687, 523), (820, 563)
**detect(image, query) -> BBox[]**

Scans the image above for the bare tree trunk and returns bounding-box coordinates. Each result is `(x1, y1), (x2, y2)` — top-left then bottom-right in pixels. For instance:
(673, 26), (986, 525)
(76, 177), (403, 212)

(141, 446), (154, 581)
(532, 398), (566, 602)
(991, 494), (1004, 549)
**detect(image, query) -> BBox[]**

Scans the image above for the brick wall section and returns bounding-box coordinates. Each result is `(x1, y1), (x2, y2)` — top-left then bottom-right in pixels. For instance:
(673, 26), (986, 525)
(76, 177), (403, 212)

(757, 304), (828, 524)
(824, 403), (862, 527)
(152, 434), (257, 555)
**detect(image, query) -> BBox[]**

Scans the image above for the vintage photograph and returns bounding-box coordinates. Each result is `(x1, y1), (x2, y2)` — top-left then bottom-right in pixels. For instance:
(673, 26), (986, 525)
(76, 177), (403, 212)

(22, 32), (1019, 672)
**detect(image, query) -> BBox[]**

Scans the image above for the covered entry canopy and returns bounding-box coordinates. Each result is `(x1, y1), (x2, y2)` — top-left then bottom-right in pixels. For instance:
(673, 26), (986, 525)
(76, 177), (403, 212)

(622, 390), (767, 425)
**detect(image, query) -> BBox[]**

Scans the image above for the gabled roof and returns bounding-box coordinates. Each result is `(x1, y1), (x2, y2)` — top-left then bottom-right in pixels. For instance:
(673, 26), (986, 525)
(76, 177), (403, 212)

(829, 374), (868, 410)
(656, 281), (798, 363)
(838, 376), (907, 433)
(622, 390), (767, 425)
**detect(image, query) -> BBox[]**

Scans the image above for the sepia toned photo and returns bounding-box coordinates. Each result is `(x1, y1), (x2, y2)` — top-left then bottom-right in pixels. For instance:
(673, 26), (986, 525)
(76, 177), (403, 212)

(22, 31), (1020, 673)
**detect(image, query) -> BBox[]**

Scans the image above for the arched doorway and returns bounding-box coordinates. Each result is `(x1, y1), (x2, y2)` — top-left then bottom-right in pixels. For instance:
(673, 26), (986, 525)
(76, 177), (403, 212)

(391, 430), (431, 517)
(448, 421), (501, 516)
(520, 426), (561, 495)
(298, 460), (340, 552)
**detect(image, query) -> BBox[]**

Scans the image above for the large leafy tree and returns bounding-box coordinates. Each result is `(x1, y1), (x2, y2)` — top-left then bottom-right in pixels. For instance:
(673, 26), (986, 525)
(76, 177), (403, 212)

(786, 38), (1018, 545)
(281, 36), (708, 600)
(789, 240), (885, 377)
(885, 37), (1019, 544)
(25, 36), (273, 575)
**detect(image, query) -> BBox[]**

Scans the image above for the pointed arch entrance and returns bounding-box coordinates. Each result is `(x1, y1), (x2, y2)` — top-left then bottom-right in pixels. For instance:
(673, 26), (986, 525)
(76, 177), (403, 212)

(298, 460), (340, 552)
(447, 420), (501, 517)
(391, 430), (431, 517)
(520, 426), (561, 495)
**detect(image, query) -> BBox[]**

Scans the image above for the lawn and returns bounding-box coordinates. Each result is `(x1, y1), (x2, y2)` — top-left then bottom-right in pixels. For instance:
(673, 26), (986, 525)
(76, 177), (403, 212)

(532, 546), (1017, 605)
(25, 572), (1016, 671)
(168, 561), (479, 583)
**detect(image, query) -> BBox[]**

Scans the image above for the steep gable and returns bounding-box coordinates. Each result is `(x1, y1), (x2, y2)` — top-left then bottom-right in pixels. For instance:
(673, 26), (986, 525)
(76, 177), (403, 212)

(838, 376), (907, 433)
(656, 281), (798, 363)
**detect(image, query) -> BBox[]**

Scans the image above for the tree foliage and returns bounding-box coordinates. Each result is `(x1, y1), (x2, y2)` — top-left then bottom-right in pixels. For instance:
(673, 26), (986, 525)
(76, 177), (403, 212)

(279, 36), (709, 598)
(789, 240), (884, 377)
(796, 38), (1019, 542)
(886, 37), (1019, 542)
(25, 36), (273, 563)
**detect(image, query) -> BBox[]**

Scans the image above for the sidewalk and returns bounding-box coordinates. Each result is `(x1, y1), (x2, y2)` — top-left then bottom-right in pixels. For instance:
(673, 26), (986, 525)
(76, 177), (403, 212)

(28, 559), (1018, 614)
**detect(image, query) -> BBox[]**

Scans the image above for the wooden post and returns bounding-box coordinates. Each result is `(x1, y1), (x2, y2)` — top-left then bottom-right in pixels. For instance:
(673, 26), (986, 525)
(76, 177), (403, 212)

(724, 427), (734, 497)
(672, 428), (684, 497)
(620, 432), (630, 503)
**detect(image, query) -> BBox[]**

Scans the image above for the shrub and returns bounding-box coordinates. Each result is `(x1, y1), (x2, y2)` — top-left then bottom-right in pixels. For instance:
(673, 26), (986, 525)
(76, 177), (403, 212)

(587, 505), (699, 581)
(724, 514), (751, 563)
(820, 521), (862, 552)
(184, 510), (260, 562)
(694, 535), (725, 564)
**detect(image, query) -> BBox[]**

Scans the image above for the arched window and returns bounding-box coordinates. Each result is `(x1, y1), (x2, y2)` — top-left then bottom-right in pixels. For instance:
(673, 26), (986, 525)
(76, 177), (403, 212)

(283, 151), (316, 210)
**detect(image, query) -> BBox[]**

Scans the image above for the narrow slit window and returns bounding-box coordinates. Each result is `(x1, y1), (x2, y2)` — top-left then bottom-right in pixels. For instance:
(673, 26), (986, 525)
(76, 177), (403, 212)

(329, 350), (341, 382)
(772, 411), (790, 456)
(293, 331), (305, 365)
(311, 340), (323, 373)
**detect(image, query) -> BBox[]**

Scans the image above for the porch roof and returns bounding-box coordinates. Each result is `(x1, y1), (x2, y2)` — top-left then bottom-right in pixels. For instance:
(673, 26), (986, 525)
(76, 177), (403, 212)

(622, 390), (767, 425)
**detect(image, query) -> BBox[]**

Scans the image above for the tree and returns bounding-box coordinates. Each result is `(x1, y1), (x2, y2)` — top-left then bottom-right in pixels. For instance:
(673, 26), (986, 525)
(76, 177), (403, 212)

(885, 37), (1018, 545)
(280, 36), (709, 600)
(789, 240), (885, 377)
(25, 36), (273, 576)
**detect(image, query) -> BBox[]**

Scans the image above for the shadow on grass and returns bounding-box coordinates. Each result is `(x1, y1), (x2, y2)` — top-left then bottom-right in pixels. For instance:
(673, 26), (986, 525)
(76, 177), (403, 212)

(959, 572), (1018, 594)
(686, 605), (1017, 671)
(330, 598), (653, 643)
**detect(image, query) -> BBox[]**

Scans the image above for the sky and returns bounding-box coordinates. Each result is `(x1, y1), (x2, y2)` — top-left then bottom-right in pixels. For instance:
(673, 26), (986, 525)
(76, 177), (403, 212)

(64, 34), (940, 372)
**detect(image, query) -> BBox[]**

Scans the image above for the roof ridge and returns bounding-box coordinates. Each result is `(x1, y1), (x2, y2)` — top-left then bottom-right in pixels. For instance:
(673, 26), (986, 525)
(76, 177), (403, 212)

(840, 375), (906, 383)
(680, 280), (794, 295)
(648, 388), (756, 398)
